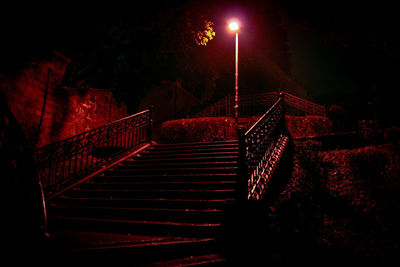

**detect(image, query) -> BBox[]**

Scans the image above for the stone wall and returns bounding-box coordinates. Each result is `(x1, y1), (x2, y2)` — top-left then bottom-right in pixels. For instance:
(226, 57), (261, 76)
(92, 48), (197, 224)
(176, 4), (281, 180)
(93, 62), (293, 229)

(0, 51), (128, 148)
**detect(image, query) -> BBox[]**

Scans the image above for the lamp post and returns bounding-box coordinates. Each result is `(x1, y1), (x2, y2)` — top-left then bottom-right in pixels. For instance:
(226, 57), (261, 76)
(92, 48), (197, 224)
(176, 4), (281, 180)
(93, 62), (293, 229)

(228, 21), (239, 124)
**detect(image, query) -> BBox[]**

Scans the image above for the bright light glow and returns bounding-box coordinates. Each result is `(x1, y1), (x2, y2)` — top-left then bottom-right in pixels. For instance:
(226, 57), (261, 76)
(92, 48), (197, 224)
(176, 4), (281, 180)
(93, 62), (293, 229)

(228, 21), (239, 32)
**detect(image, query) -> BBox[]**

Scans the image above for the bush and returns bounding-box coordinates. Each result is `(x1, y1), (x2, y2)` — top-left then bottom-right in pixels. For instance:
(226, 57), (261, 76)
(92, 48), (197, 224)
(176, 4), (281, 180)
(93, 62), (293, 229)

(384, 126), (400, 144)
(160, 117), (237, 143)
(285, 115), (333, 139)
(276, 140), (400, 265)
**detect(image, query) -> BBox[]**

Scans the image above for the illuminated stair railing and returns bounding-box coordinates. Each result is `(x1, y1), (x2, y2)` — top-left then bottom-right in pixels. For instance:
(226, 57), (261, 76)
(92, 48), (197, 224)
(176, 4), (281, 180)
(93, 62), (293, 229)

(237, 94), (290, 200)
(194, 90), (326, 118)
(194, 92), (279, 118)
(282, 91), (326, 117)
(34, 107), (152, 198)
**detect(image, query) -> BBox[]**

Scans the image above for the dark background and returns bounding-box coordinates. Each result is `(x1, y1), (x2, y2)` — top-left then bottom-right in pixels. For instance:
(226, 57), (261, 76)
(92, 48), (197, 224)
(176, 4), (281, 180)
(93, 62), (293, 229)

(1, 0), (398, 126)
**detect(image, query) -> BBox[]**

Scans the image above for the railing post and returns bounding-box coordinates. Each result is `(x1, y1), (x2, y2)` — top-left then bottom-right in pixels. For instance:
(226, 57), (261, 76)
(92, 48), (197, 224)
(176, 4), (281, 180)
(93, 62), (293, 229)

(279, 92), (287, 134)
(279, 91), (285, 115)
(147, 105), (153, 143)
(237, 127), (248, 201)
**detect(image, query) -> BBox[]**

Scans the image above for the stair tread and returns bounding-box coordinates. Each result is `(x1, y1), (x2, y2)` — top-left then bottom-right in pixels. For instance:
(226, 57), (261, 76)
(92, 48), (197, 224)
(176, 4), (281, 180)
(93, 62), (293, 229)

(126, 155), (239, 163)
(98, 173), (238, 178)
(71, 188), (235, 193)
(86, 181), (236, 185)
(154, 140), (237, 146)
(151, 141), (237, 146)
(150, 143), (238, 150)
(51, 205), (223, 213)
(119, 161), (238, 167)
(140, 254), (225, 267)
(108, 166), (238, 172)
(143, 148), (238, 154)
(57, 196), (235, 202)
(137, 152), (238, 159)
(52, 229), (215, 250)
(82, 181), (236, 190)
(49, 216), (222, 227)
(75, 238), (216, 251)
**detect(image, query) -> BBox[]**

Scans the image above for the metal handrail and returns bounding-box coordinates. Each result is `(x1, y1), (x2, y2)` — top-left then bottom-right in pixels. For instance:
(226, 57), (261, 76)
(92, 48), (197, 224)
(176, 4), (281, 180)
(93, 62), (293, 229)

(238, 95), (287, 200)
(194, 90), (325, 118)
(282, 92), (326, 117)
(245, 96), (283, 135)
(194, 92), (278, 118)
(34, 107), (152, 198)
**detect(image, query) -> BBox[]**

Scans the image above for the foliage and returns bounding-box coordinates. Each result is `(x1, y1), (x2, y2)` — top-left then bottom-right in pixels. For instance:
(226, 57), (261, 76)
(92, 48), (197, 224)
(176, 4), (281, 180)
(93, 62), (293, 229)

(159, 116), (264, 143)
(160, 117), (236, 143)
(285, 115), (333, 138)
(194, 20), (215, 46)
(275, 139), (400, 265)
(61, 6), (218, 109)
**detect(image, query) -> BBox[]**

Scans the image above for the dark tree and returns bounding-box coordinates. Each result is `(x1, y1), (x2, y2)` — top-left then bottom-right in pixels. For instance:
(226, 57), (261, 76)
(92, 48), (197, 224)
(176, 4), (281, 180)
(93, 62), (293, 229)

(58, 4), (217, 110)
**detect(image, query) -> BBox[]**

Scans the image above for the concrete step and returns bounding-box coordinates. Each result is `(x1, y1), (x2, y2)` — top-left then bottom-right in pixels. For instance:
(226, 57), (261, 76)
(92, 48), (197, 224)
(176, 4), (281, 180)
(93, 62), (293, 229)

(93, 173), (239, 183)
(124, 155), (239, 165)
(49, 205), (224, 223)
(53, 196), (235, 210)
(51, 230), (221, 265)
(153, 140), (237, 148)
(141, 147), (238, 156)
(116, 161), (238, 170)
(80, 181), (237, 191)
(48, 216), (221, 238)
(65, 188), (236, 199)
(104, 166), (238, 175)
(140, 254), (226, 267)
(149, 141), (238, 151)
(135, 151), (238, 160)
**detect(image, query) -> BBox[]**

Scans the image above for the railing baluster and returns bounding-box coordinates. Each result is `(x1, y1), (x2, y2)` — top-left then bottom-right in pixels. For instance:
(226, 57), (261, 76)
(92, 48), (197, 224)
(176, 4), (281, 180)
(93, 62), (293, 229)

(73, 138), (78, 176)
(124, 120), (128, 149)
(120, 123), (123, 148)
(147, 106), (153, 143)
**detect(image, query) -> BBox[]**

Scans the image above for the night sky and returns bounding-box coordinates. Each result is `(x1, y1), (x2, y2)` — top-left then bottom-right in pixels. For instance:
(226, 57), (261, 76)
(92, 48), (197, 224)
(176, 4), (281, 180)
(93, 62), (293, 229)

(1, 0), (398, 125)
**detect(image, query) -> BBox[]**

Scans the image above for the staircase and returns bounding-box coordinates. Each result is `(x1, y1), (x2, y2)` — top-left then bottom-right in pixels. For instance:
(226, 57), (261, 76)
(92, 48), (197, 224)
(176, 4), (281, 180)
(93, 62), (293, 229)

(37, 93), (305, 265)
(48, 140), (239, 265)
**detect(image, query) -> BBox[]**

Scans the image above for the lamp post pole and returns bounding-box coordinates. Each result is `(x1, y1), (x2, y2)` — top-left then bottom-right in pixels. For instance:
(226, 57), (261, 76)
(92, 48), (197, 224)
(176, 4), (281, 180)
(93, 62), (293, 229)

(229, 20), (240, 124)
(234, 31), (239, 124)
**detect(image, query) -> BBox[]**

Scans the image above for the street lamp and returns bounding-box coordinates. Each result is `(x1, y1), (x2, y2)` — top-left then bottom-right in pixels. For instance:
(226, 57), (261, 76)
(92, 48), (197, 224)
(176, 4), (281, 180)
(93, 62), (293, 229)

(228, 20), (239, 124)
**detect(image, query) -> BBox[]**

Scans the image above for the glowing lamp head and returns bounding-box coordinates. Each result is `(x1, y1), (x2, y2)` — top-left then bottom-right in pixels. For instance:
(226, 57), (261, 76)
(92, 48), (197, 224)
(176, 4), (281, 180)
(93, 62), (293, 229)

(228, 21), (239, 32)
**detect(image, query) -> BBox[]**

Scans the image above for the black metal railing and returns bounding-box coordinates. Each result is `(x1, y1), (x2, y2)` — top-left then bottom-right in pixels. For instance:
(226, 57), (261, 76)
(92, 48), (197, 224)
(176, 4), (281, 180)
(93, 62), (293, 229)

(238, 95), (289, 200)
(193, 95), (233, 118)
(282, 92), (326, 117)
(34, 108), (152, 198)
(194, 90), (326, 118)
(194, 92), (279, 118)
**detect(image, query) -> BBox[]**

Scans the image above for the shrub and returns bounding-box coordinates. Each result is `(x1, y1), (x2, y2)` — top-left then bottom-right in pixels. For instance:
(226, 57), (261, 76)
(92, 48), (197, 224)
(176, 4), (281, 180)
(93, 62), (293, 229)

(384, 126), (400, 144)
(285, 115), (333, 139)
(160, 117), (237, 143)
